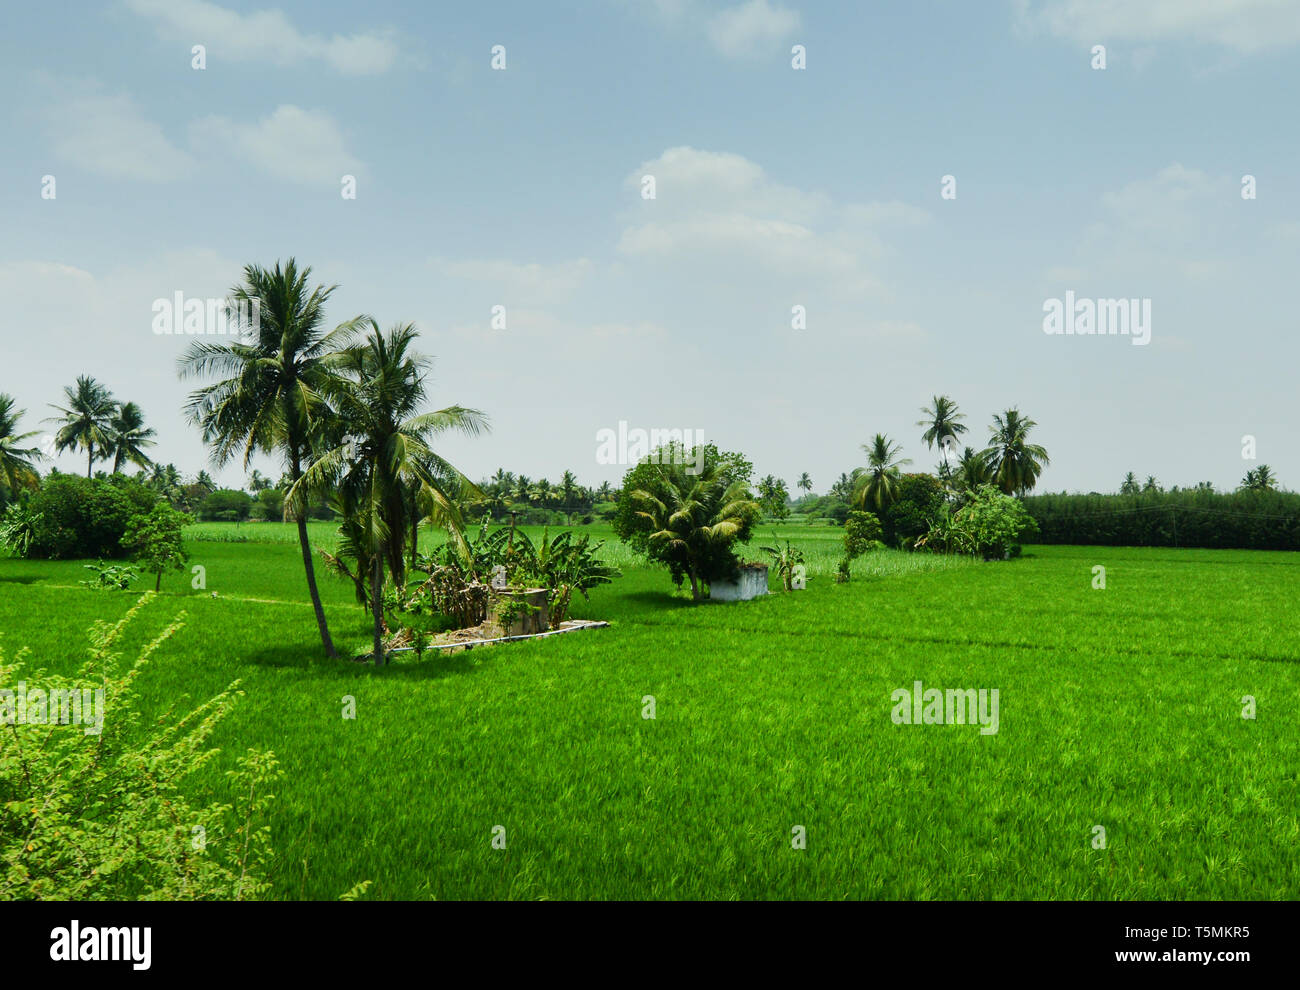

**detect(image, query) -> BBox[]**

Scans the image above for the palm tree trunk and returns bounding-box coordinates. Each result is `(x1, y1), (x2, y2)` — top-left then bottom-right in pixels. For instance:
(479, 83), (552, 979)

(371, 554), (384, 665)
(86, 443), (94, 479)
(290, 449), (338, 658)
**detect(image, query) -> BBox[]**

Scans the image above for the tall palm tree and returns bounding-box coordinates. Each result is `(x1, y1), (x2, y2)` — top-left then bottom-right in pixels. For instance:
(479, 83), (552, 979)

(249, 469), (272, 492)
(798, 472), (812, 495)
(1143, 475), (1160, 494)
(46, 375), (117, 477)
(917, 395), (967, 453)
(981, 409), (1050, 495)
(853, 433), (912, 512)
(290, 320), (488, 663)
(0, 394), (42, 495)
(1120, 472), (1139, 495)
(109, 401), (157, 473)
(178, 259), (365, 658)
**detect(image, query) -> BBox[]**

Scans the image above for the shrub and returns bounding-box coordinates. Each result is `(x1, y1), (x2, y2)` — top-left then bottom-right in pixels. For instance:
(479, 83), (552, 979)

(0, 601), (281, 899)
(79, 560), (140, 591)
(922, 485), (1038, 559)
(12, 475), (157, 559)
(760, 536), (807, 591)
(838, 510), (884, 580)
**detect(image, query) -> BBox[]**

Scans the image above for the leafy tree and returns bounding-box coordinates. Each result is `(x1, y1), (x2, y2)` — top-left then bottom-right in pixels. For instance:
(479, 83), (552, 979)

(179, 259), (365, 658)
(199, 488), (254, 522)
(922, 485), (1037, 559)
(615, 447), (759, 600)
(981, 409), (1050, 495)
(853, 433), (911, 512)
(757, 474), (790, 520)
(122, 501), (191, 591)
(47, 375), (117, 478)
(291, 320), (487, 663)
(108, 401), (157, 473)
(881, 473), (944, 548)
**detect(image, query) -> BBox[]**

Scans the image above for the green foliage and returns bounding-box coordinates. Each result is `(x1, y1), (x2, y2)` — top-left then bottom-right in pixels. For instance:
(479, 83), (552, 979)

(79, 560), (140, 591)
(614, 448), (760, 600)
(880, 473), (944, 547)
(122, 502), (191, 591)
(838, 510), (884, 580)
(198, 489), (253, 522)
(0, 601), (281, 900)
(11, 475), (158, 559)
(759, 536), (806, 590)
(757, 475), (790, 520)
(922, 485), (1038, 559)
(251, 488), (285, 521)
(1022, 487), (1300, 550)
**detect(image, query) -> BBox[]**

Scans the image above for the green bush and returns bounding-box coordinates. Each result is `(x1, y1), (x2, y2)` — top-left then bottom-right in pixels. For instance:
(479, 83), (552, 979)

(923, 485), (1038, 559)
(0, 601), (280, 899)
(9, 475), (157, 559)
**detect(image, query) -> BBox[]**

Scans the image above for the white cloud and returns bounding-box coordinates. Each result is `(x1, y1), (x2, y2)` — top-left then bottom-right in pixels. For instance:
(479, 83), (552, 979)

(617, 146), (906, 293)
(706, 0), (802, 58)
(124, 0), (400, 74)
(42, 79), (194, 181)
(436, 258), (594, 306)
(190, 105), (361, 186)
(1014, 0), (1300, 53)
(621, 0), (802, 59)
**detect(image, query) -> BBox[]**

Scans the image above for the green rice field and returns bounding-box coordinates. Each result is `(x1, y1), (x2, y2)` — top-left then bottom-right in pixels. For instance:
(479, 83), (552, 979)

(1, 523), (1297, 899)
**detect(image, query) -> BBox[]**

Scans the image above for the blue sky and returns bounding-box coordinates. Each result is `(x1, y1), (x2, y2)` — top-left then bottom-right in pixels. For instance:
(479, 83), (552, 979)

(3, 0), (1298, 493)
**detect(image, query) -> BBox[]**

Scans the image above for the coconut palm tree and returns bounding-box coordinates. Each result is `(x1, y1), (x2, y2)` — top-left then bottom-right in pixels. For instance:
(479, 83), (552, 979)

(46, 376), (118, 478)
(981, 409), (1050, 495)
(1143, 475), (1161, 494)
(630, 459), (760, 601)
(1241, 465), (1277, 492)
(108, 401), (157, 473)
(853, 434), (911, 512)
(290, 320), (488, 663)
(797, 472), (812, 496)
(0, 394), (42, 495)
(953, 447), (992, 492)
(178, 259), (366, 658)
(1120, 472), (1139, 495)
(249, 469), (272, 492)
(917, 395), (967, 452)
